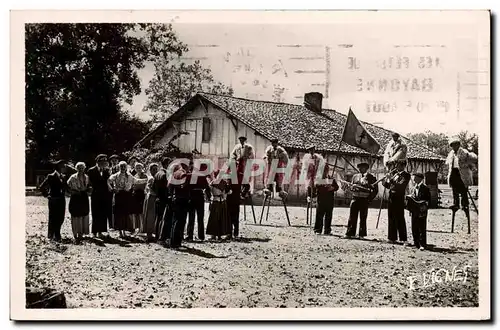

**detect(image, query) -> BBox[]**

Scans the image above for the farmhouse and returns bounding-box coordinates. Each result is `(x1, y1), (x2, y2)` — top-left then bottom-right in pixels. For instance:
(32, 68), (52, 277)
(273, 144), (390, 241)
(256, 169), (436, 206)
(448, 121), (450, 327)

(136, 92), (445, 205)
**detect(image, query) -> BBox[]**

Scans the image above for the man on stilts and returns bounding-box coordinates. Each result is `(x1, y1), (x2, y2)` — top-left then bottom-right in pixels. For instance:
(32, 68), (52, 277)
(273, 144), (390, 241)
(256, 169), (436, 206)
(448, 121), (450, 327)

(230, 136), (255, 199)
(446, 138), (478, 232)
(263, 138), (289, 200)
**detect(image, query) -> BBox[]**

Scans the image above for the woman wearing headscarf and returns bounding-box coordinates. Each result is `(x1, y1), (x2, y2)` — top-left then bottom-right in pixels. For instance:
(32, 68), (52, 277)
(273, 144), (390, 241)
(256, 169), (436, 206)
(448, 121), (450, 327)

(108, 161), (148, 238)
(67, 162), (91, 243)
(130, 163), (148, 234)
(142, 163), (159, 241)
(206, 169), (232, 241)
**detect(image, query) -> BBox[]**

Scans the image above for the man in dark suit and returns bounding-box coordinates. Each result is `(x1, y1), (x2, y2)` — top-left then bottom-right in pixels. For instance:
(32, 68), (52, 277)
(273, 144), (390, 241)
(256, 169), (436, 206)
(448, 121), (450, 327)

(87, 154), (112, 237)
(169, 162), (192, 249)
(186, 150), (210, 242)
(155, 157), (173, 244)
(39, 159), (68, 242)
(382, 160), (411, 245)
(408, 173), (431, 250)
(314, 163), (339, 235)
(345, 162), (378, 238)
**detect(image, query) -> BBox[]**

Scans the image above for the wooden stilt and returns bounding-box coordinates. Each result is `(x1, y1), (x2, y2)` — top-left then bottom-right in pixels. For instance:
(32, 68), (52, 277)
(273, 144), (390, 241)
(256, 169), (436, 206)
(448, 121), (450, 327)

(265, 198), (272, 223)
(283, 200), (291, 226)
(467, 189), (479, 214)
(306, 201), (310, 225)
(249, 196), (257, 224)
(465, 208), (471, 234)
(451, 209), (456, 233)
(243, 203), (247, 222)
(259, 195), (268, 224)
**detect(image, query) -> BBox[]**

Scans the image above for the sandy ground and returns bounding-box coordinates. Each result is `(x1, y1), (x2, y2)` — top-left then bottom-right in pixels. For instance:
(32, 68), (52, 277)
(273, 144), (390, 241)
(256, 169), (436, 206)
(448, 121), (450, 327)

(25, 196), (479, 308)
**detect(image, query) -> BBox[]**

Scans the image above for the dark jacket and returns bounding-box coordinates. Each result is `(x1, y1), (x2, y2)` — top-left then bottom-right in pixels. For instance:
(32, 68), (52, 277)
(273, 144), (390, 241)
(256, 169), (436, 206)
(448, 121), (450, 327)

(383, 170), (411, 197)
(412, 182), (431, 205)
(39, 171), (67, 198)
(87, 165), (111, 197)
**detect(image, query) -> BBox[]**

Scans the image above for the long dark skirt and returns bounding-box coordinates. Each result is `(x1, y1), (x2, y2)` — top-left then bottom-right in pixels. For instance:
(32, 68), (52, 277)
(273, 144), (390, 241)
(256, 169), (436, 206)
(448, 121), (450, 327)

(69, 191), (90, 217)
(113, 190), (134, 231)
(91, 193), (110, 233)
(131, 189), (146, 215)
(206, 201), (231, 237)
(141, 193), (156, 235)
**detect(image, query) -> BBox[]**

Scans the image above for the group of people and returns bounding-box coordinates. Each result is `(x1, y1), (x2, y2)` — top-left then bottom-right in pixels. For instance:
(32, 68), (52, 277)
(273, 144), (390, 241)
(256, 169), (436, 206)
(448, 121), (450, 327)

(332, 132), (477, 251)
(39, 131), (478, 251)
(39, 137), (258, 248)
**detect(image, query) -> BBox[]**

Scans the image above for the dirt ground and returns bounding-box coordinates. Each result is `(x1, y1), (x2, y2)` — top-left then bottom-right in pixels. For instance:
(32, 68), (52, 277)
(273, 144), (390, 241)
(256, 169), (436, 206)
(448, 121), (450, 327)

(25, 196), (479, 308)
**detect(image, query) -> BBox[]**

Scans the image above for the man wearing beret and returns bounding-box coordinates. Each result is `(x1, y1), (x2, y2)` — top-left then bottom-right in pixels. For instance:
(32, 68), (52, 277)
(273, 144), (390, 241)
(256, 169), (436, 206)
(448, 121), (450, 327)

(155, 157), (174, 244)
(345, 162), (378, 238)
(382, 160), (411, 245)
(39, 159), (69, 241)
(186, 149), (210, 242)
(408, 173), (431, 250)
(446, 138), (478, 213)
(87, 154), (112, 237)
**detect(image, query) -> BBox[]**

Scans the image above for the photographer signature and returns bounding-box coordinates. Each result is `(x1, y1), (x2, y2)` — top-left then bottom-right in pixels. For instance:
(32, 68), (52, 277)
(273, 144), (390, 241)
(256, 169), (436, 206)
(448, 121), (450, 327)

(407, 265), (472, 290)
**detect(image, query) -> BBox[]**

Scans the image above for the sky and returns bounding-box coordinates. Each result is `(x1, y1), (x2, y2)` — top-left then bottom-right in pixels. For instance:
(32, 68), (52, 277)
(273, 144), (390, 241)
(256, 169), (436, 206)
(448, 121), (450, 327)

(124, 11), (489, 136)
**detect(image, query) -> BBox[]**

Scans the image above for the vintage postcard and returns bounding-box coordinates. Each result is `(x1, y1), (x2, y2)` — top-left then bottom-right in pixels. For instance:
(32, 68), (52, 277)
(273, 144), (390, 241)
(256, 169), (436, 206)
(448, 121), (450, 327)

(11, 10), (490, 320)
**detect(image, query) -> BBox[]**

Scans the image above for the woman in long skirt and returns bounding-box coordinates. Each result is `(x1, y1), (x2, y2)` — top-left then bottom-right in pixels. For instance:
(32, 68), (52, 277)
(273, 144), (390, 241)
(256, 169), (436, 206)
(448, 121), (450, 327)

(67, 162), (90, 243)
(142, 163), (159, 241)
(108, 161), (148, 238)
(130, 163), (148, 234)
(206, 170), (232, 240)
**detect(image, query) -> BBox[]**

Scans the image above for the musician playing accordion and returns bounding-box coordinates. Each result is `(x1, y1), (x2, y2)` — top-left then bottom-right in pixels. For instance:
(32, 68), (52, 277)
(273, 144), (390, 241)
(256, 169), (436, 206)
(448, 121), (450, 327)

(406, 173), (431, 250)
(345, 162), (378, 238)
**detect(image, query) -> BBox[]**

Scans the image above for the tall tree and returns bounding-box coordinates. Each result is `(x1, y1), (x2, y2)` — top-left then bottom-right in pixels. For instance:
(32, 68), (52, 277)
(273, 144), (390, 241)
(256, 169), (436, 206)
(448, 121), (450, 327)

(456, 130), (478, 155)
(143, 59), (234, 121)
(25, 23), (186, 168)
(406, 131), (450, 157)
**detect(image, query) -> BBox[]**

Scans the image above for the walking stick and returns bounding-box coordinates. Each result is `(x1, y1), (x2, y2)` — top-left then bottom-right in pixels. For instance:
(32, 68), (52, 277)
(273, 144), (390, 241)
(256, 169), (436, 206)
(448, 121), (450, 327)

(376, 187), (386, 229)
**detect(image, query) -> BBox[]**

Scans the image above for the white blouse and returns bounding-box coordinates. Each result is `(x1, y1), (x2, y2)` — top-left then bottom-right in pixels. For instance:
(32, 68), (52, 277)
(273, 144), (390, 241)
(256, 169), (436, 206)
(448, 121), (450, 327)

(67, 173), (89, 192)
(108, 171), (148, 192)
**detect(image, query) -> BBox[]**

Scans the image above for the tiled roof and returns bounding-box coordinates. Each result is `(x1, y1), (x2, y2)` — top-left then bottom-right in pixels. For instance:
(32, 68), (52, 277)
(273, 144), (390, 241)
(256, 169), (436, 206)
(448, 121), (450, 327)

(199, 93), (444, 161)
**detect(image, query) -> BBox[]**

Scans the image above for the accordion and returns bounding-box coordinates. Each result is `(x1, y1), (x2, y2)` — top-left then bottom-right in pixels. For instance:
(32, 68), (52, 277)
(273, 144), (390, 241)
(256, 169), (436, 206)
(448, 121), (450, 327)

(405, 195), (428, 217)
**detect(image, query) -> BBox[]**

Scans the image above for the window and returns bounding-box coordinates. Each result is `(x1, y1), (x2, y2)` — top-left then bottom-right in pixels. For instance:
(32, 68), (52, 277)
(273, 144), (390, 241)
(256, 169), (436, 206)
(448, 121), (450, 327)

(202, 117), (211, 143)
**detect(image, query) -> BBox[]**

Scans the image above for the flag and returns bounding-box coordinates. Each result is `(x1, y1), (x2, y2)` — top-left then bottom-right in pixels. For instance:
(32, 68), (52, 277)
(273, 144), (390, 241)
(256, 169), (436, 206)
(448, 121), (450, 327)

(341, 109), (381, 154)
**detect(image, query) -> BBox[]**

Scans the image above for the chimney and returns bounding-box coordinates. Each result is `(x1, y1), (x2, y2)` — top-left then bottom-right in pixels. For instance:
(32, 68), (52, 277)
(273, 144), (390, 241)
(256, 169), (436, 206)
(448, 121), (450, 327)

(304, 92), (323, 112)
